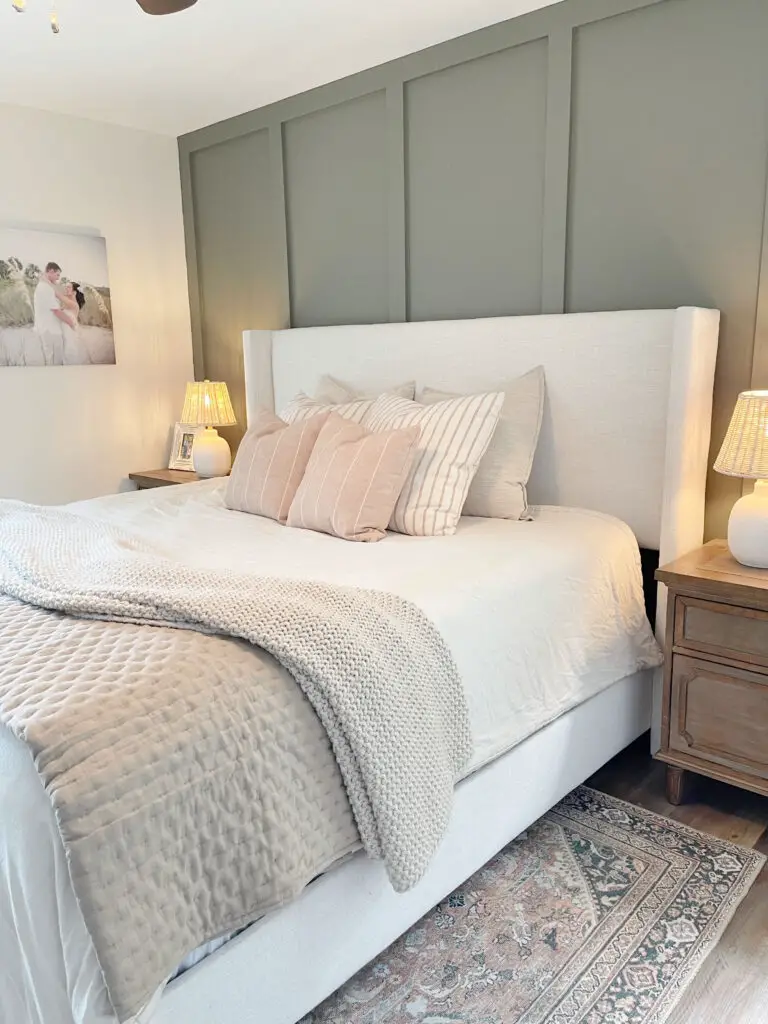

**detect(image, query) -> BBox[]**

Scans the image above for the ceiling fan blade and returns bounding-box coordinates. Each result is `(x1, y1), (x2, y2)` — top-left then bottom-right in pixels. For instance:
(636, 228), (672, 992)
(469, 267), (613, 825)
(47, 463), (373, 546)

(136, 0), (199, 13)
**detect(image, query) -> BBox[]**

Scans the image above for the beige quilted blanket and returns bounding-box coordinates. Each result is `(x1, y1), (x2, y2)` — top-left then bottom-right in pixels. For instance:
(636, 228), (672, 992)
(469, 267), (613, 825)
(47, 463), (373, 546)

(0, 501), (471, 1021)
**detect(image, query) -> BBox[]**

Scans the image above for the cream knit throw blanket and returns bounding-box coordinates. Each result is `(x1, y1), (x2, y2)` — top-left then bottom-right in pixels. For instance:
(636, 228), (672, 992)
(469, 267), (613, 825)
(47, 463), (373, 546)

(0, 500), (471, 1020)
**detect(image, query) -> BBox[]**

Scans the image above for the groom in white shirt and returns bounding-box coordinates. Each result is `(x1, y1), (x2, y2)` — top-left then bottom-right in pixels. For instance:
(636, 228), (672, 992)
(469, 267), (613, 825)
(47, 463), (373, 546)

(34, 262), (68, 365)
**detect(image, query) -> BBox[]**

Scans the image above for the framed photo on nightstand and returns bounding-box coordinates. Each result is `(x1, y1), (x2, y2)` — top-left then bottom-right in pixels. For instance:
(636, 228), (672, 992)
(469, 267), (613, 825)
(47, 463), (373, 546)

(168, 422), (204, 471)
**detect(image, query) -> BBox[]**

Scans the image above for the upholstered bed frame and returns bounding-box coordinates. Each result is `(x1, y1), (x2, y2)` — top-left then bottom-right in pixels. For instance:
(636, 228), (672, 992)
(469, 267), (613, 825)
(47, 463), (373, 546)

(153, 308), (719, 1024)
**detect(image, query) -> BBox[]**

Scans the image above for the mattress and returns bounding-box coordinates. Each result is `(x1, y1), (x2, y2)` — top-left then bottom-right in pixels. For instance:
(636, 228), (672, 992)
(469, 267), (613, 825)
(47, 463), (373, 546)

(0, 481), (659, 1024)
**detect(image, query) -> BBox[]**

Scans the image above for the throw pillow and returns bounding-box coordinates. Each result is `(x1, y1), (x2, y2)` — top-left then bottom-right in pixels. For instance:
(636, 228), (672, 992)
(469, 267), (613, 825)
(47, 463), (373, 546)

(287, 412), (420, 541)
(420, 365), (545, 520)
(363, 391), (504, 536)
(224, 408), (329, 523)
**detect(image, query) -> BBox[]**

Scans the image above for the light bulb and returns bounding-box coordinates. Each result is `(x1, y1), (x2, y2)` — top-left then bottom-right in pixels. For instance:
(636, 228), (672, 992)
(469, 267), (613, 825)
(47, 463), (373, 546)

(50, 11), (60, 32)
(11, 1), (26, 12)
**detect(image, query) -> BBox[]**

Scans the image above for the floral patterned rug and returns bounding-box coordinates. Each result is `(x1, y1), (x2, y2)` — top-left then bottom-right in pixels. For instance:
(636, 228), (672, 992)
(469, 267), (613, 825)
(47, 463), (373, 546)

(303, 787), (764, 1024)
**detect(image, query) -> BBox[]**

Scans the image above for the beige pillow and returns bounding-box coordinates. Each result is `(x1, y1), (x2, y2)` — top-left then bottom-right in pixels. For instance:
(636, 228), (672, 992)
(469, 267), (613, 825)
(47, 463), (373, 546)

(420, 366), (545, 520)
(363, 391), (504, 537)
(287, 412), (420, 542)
(314, 375), (416, 404)
(280, 392), (372, 425)
(225, 409), (329, 523)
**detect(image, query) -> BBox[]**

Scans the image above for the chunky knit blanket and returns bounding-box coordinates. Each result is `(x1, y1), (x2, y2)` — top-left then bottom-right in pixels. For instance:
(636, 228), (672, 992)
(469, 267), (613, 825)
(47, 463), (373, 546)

(0, 500), (471, 1021)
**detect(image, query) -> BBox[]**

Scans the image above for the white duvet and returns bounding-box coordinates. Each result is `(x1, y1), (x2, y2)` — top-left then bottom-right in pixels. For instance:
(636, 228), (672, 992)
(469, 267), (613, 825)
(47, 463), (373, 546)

(0, 481), (660, 1024)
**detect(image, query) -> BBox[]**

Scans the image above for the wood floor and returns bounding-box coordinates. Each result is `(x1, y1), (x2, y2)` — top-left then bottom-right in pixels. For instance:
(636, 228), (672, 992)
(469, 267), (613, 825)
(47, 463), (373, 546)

(588, 735), (768, 1024)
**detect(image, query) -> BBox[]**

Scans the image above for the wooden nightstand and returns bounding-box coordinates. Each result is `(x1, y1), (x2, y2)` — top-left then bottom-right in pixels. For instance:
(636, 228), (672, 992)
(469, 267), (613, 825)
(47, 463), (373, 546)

(129, 469), (200, 490)
(656, 540), (768, 805)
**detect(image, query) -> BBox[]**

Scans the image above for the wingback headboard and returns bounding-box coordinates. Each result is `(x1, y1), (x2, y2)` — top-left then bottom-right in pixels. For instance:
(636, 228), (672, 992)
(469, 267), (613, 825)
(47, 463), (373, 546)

(243, 307), (719, 565)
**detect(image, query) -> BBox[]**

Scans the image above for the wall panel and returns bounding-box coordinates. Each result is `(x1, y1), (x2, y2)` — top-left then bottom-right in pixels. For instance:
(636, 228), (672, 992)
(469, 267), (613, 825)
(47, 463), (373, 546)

(181, 0), (768, 538)
(405, 41), (548, 321)
(566, 0), (768, 537)
(284, 92), (389, 328)
(191, 129), (281, 443)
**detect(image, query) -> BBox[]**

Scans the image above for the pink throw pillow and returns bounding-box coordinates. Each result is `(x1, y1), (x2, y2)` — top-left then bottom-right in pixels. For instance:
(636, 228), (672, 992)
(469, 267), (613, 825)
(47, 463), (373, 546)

(286, 412), (419, 542)
(225, 409), (329, 523)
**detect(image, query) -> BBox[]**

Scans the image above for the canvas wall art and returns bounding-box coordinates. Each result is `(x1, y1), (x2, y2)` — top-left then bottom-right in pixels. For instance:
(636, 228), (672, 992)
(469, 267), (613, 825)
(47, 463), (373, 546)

(0, 225), (115, 367)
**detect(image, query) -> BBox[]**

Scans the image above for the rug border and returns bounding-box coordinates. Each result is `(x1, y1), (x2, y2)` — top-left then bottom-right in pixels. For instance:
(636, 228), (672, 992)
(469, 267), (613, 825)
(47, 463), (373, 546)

(578, 786), (766, 1024)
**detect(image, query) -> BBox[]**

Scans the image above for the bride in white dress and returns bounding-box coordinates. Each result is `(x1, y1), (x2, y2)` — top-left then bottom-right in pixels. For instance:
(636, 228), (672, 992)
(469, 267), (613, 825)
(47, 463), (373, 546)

(58, 282), (91, 365)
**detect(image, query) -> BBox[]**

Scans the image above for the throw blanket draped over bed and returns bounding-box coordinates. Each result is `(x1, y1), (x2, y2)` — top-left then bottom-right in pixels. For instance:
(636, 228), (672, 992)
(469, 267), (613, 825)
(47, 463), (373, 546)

(0, 501), (471, 1021)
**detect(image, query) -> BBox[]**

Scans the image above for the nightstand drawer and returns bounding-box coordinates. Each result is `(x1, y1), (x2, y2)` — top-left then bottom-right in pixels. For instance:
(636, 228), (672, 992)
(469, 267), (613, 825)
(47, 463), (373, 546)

(675, 596), (768, 668)
(669, 654), (768, 780)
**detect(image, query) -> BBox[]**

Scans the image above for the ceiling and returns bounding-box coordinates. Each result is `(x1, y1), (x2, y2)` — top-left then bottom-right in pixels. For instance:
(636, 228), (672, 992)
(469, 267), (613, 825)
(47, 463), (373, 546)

(0, 0), (561, 137)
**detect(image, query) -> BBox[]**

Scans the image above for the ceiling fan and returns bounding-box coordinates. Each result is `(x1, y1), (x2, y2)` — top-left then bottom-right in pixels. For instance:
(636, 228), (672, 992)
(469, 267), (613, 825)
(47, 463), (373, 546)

(9, 0), (199, 33)
(136, 0), (199, 12)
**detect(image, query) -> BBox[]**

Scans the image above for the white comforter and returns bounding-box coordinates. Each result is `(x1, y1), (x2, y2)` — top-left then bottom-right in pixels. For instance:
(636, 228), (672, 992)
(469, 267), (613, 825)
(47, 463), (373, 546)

(0, 482), (660, 1024)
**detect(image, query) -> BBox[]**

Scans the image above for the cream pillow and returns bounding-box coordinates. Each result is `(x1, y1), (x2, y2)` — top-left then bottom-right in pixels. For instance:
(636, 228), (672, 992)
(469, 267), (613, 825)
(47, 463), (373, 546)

(363, 391), (504, 537)
(281, 378), (417, 425)
(420, 366), (545, 520)
(314, 375), (416, 404)
(280, 392), (372, 425)
(287, 413), (420, 542)
(224, 409), (328, 523)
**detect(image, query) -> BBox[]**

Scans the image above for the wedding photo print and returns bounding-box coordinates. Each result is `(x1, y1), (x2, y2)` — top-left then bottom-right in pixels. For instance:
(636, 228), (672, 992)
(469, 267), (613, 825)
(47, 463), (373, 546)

(0, 225), (115, 367)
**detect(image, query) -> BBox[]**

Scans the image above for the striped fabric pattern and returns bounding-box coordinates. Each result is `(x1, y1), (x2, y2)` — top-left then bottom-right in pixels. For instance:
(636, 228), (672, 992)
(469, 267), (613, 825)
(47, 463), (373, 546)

(363, 391), (504, 536)
(287, 412), (420, 542)
(420, 366), (545, 521)
(280, 392), (372, 425)
(224, 408), (329, 523)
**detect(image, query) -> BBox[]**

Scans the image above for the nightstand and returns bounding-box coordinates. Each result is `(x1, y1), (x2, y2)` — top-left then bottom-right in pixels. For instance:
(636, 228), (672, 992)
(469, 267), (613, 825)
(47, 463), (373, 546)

(655, 541), (768, 805)
(129, 469), (200, 490)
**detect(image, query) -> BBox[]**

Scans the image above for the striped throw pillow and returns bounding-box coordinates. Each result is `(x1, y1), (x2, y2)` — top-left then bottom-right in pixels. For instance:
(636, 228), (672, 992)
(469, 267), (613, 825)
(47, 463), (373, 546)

(287, 413), (420, 542)
(421, 366), (545, 521)
(224, 409), (329, 523)
(363, 391), (504, 536)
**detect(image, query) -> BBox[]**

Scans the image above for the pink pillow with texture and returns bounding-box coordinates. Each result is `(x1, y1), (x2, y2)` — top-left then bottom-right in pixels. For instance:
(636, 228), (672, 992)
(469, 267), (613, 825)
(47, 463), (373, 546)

(225, 409), (329, 523)
(286, 412), (420, 542)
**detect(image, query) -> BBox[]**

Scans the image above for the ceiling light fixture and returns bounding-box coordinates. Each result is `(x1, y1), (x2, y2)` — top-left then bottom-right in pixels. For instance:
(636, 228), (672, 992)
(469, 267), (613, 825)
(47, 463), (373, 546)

(9, 0), (60, 33)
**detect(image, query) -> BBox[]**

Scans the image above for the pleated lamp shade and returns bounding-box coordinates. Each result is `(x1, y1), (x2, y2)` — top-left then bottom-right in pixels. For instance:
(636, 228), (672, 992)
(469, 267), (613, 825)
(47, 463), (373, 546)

(181, 380), (236, 428)
(714, 390), (768, 479)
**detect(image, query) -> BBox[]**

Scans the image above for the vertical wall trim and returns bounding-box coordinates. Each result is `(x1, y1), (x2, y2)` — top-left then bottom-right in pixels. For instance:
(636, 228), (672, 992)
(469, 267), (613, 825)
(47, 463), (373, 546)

(540, 26), (574, 315)
(178, 147), (205, 375)
(750, 154), (768, 389)
(386, 83), (408, 322)
(268, 121), (292, 329)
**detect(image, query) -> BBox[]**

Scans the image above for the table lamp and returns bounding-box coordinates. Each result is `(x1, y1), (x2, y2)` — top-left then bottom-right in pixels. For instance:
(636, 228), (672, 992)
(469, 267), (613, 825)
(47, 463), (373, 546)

(714, 390), (768, 567)
(181, 379), (237, 478)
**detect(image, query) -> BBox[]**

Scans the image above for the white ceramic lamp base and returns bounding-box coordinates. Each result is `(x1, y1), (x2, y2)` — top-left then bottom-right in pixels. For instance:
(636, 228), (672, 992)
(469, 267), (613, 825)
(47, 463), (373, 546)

(193, 427), (231, 478)
(728, 480), (768, 568)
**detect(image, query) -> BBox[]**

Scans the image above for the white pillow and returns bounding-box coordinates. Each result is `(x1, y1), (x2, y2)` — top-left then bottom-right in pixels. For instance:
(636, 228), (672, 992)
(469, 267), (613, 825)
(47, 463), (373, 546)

(363, 391), (504, 537)
(420, 366), (545, 521)
(314, 375), (416, 404)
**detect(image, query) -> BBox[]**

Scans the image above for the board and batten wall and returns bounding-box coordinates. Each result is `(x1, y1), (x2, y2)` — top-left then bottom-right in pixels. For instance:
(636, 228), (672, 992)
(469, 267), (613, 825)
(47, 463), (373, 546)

(179, 0), (768, 540)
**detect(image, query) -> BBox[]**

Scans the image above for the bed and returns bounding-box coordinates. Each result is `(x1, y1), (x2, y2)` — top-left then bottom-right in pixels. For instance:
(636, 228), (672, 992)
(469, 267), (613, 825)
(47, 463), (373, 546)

(0, 308), (719, 1024)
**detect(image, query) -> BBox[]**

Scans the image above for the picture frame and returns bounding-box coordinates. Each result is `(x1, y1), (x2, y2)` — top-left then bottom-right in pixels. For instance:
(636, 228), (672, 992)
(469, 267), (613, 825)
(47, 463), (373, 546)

(0, 224), (115, 367)
(168, 423), (205, 471)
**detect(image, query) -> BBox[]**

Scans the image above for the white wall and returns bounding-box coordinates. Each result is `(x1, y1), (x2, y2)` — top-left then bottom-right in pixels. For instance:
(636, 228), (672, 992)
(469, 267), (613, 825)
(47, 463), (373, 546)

(0, 103), (193, 504)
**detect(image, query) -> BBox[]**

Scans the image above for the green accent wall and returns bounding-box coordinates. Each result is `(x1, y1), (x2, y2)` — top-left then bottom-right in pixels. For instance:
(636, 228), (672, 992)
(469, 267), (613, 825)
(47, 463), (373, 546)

(179, 0), (768, 540)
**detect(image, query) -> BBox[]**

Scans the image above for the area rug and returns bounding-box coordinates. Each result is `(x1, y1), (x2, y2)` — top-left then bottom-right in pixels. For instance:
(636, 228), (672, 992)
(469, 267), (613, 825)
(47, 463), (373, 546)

(302, 786), (764, 1024)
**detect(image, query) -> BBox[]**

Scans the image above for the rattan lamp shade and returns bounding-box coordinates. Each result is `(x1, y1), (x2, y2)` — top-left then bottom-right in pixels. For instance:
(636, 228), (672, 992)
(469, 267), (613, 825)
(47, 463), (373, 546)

(181, 380), (236, 428)
(714, 390), (768, 479)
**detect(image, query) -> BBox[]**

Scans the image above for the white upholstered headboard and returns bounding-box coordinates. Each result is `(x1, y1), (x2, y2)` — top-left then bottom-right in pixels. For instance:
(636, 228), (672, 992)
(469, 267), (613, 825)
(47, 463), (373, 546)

(243, 307), (719, 565)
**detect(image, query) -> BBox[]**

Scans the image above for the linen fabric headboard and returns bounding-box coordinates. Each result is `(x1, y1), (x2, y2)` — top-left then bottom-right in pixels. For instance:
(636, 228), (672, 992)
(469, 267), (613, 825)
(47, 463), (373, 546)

(243, 308), (719, 562)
